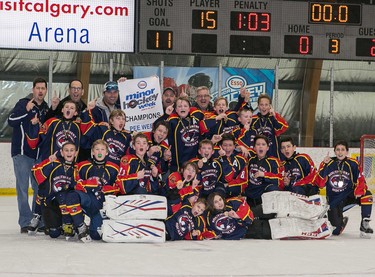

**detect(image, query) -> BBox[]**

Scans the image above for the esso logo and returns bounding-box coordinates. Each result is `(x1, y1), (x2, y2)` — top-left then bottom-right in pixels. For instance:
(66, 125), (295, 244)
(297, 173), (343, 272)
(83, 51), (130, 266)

(137, 80), (147, 89)
(226, 76), (246, 89)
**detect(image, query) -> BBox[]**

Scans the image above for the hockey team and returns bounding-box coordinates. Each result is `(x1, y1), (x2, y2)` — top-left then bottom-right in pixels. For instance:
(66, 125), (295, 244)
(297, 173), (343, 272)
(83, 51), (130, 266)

(8, 77), (373, 243)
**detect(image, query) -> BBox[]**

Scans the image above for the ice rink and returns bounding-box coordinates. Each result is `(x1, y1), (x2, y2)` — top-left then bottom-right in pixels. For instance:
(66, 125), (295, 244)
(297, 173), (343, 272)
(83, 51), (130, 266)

(1, 196), (375, 277)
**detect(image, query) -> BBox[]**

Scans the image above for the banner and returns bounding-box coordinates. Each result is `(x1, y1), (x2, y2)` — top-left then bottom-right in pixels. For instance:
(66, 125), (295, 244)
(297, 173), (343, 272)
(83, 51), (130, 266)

(0, 0), (135, 52)
(133, 66), (274, 112)
(119, 76), (163, 132)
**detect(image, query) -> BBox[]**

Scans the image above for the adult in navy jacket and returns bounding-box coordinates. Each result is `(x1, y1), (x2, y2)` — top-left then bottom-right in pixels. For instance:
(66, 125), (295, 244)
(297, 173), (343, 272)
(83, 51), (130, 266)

(8, 77), (49, 233)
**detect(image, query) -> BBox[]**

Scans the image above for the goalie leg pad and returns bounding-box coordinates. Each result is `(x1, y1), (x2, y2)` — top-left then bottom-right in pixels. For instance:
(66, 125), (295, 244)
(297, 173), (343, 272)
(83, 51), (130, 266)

(104, 195), (168, 220)
(262, 191), (329, 220)
(269, 217), (333, 240)
(102, 219), (166, 243)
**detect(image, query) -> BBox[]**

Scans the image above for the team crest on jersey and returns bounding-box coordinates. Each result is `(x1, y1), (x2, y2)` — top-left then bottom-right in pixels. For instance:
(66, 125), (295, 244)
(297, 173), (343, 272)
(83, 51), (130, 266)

(107, 138), (126, 162)
(329, 172), (349, 192)
(176, 213), (193, 236)
(56, 130), (76, 148)
(52, 176), (71, 192)
(180, 125), (200, 147)
(212, 213), (236, 234)
(249, 166), (262, 186)
(201, 170), (218, 191)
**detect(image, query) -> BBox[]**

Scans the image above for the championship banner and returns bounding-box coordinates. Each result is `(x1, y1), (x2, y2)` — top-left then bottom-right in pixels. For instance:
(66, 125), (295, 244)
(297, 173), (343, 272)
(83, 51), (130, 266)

(133, 66), (275, 112)
(119, 76), (163, 132)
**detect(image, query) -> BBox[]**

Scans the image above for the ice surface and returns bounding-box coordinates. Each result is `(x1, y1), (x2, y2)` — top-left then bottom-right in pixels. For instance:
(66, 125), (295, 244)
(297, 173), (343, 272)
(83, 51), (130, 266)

(0, 196), (374, 277)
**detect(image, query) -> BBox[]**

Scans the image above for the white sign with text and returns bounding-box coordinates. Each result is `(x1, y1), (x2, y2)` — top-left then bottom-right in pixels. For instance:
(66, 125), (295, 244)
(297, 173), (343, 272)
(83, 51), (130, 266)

(119, 76), (163, 132)
(0, 0), (135, 52)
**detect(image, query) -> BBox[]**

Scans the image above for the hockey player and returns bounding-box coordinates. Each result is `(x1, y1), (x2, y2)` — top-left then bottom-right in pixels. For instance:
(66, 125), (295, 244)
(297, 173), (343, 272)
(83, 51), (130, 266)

(217, 133), (248, 198)
(27, 100), (84, 161)
(162, 161), (201, 215)
(206, 192), (254, 240)
(81, 109), (132, 165)
(251, 94), (288, 159)
(166, 96), (205, 171)
(200, 97), (239, 139)
(30, 141), (91, 242)
(315, 140), (373, 237)
(280, 136), (319, 196)
(75, 139), (120, 240)
(133, 120), (170, 175)
(232, 107), (257, 158)
(115, 133), (160, 195)
(165, 198), (207, 241)
(190, 139), (227, 198)
(245, 135), (283, 208)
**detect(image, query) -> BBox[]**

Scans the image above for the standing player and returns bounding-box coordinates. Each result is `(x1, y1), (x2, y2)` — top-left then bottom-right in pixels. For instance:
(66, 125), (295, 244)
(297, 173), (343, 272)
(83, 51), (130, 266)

(315, 140), (373, 237)
(27, 100), (82, 161)
(251, 94), (288, 159)
(280, 136), (319, 196)
(167, 96), (204, 171)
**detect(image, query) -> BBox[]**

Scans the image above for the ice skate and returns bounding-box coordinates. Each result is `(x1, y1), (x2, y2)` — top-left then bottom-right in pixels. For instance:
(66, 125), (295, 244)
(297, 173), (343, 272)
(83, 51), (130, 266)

(62, 223), (75, 240)
(360, 218), (373, 239)
(27, 214), (41, 235)
(339, 216), (349, 235)
(77, 224), (92, 243)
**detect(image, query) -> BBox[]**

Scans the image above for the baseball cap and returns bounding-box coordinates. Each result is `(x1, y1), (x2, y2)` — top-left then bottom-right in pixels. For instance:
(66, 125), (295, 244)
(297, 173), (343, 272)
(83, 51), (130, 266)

(104, 81), (118, 92)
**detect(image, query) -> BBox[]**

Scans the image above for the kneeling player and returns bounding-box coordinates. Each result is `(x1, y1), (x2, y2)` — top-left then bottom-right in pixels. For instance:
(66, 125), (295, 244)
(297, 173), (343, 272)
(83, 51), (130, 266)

(315, 140), (373, 237)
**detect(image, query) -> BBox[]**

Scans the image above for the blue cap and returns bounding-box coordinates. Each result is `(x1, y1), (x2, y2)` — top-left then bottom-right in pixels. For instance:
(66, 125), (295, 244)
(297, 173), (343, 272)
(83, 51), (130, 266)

(104, 81), (118, 92)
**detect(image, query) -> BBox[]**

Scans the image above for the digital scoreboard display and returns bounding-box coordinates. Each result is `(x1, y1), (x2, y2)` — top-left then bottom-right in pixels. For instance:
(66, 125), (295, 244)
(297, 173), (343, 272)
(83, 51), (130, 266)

(138, 1), (375, 60)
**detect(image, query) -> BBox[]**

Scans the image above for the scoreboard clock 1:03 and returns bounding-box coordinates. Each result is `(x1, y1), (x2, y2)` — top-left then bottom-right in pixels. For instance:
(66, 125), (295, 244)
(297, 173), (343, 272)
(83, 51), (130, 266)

(138, 0), (375, 61)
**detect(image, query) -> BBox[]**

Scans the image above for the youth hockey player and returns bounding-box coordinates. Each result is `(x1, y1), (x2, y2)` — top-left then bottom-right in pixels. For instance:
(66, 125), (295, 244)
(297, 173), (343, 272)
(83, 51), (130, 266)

(165, 198), (207, 241)
(190, 139), (227, 198)
(280, 136), (319, 196)
(75, 139), (120, 240)
(245, 135), (283, 208)
(315, 140), (373, 238)
(30, 141), (91, 242)
(27, 100), (83, 161)
(115, 133), (160, 195)
(217, 133), (248, 198)
(251, 94), (288, 159)
(162, 161), (201, 216)
(206, 192), (254, 240)
(81, 109), (132, 165)
(232, 107), (257, 158)
(166, 96), (204, 171)
(200, 97), (239, 139)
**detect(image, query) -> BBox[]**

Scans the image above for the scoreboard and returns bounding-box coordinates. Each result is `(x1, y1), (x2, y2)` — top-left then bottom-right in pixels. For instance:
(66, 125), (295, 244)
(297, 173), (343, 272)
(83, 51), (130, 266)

(138, 0), (375, 60)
